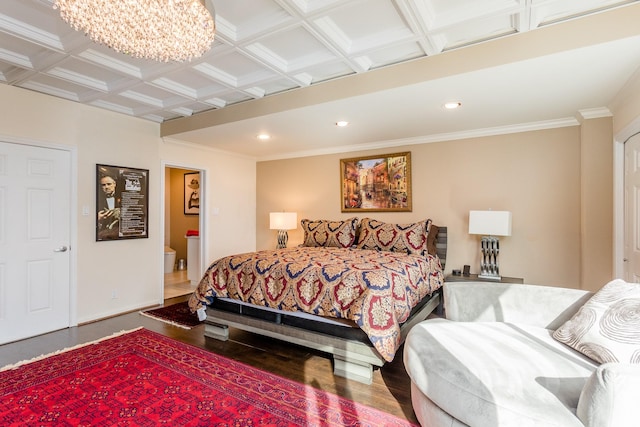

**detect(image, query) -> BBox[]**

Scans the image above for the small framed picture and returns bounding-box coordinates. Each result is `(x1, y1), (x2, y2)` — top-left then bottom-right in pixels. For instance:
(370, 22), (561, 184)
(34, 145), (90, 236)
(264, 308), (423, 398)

(340, 152), (412, 212)
(184, 172), (200, 215)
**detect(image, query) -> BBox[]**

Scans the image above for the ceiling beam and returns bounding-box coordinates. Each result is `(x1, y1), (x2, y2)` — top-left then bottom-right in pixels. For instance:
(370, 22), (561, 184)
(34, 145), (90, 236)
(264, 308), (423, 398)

(161, 3), (640, 137)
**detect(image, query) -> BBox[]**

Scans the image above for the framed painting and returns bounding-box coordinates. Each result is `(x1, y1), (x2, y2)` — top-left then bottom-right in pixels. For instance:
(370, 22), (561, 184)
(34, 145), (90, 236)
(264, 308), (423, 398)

(96, 164), (149, 241)
(340, 152), (412, 212)
(184, 172), (200, 215)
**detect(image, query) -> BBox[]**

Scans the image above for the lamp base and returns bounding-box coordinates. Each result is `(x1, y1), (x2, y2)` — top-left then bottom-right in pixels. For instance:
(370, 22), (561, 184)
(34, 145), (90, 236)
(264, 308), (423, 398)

(276, 230), (289, 249)
(479, 236), (502, 279)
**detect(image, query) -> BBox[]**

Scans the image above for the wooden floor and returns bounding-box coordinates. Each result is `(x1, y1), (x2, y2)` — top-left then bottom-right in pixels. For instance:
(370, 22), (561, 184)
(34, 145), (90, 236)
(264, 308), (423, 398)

(0, 295), (420, 424)
(164, 269), (198, 299)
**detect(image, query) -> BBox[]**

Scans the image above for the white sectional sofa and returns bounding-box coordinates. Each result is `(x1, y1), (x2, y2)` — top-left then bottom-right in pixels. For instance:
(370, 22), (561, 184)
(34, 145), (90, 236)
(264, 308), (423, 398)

(404, 281), (640, 427)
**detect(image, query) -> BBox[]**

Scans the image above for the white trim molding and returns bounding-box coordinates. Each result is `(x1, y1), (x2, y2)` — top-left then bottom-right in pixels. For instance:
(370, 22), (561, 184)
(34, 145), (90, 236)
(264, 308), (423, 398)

(613, 115), (640, 279)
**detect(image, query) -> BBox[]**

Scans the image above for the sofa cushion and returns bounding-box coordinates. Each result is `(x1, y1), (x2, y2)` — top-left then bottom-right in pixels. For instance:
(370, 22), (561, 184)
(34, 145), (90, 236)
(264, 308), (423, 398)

(553, 279), (640, 364)
(404, 319), (597, 427)
(577, 363), (640, 427)
(410, 382), (470, 427)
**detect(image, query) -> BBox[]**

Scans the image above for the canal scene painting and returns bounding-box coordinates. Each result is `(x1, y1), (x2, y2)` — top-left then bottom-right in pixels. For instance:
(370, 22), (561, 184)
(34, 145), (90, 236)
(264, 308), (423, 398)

(340, 152), (412, 212)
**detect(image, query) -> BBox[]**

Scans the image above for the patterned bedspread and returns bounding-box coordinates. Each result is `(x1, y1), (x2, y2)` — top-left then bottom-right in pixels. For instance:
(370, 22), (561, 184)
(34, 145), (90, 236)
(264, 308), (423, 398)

(189, 246), (444, 362)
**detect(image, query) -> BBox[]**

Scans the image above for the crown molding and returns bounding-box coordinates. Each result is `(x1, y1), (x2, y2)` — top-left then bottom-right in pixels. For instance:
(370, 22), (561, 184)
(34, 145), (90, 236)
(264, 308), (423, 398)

(577, 107), (613, 120)
(256, 116), (580, 161)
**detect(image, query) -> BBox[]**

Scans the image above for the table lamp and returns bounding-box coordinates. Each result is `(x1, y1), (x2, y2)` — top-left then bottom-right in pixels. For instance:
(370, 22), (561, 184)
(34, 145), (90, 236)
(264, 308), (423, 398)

(468, 210), (512, 280)
(270, 212), (297, 249)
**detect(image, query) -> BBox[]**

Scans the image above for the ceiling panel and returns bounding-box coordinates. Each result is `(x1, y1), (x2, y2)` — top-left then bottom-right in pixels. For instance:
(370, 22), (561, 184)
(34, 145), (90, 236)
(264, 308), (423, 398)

(530, 0), (636, 26)
(0, 0), (638, 156)
(216, 0), (295, 42)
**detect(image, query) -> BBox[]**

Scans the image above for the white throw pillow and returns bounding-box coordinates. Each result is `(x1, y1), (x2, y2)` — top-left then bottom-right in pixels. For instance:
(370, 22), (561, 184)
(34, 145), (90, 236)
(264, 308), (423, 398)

(553, 279), (640, 364)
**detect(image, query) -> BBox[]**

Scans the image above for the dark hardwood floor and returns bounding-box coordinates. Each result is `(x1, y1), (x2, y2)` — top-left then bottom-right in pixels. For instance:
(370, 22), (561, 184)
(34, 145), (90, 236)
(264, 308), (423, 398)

(0, 295), (419, 424)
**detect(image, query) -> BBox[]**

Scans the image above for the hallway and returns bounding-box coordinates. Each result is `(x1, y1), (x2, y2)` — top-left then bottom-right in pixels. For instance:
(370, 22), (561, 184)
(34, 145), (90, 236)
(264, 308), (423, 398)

(164, 270), (197, 299)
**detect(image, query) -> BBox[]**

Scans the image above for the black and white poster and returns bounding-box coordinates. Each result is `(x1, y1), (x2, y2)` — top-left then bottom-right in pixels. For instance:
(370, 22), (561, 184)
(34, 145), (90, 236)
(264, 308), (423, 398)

(96, 164), (149, 241)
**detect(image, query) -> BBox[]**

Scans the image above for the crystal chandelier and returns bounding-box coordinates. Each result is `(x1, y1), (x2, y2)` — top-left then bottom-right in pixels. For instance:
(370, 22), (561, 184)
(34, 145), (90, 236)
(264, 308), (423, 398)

(53, 0), (216, 62)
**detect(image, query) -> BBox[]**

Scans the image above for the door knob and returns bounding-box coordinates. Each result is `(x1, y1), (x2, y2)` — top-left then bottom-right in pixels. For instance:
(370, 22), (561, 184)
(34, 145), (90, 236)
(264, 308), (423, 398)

(53, 246), (69, 252)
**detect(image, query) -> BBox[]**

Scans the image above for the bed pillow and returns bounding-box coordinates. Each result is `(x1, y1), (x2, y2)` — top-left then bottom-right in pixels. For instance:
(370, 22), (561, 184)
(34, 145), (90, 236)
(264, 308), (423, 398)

(553, 279), (640, 364)
(427, 224), (439, 256)
(300, 217), (358, 248)
(356, 218), (431, 256)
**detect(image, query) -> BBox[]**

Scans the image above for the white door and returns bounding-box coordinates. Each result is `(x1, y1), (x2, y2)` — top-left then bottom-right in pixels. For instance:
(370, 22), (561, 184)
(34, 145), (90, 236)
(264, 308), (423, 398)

(0, 141), (71, 344)
(624, 133), (640, 282)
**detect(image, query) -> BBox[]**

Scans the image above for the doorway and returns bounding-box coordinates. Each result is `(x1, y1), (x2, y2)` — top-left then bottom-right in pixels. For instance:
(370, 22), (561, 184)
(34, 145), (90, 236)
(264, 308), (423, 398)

(623, 131), (640, 282)
(163, 165), (203, 300)
(0, 141), (72, 344)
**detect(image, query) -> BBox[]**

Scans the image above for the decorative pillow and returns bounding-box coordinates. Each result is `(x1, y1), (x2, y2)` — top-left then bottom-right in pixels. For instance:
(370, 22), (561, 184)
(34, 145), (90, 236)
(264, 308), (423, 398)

(356, 218), (432, 256)
(300, 217), (358, 248)
(553, 279), (640, 364)
(427, 224), (439, 256)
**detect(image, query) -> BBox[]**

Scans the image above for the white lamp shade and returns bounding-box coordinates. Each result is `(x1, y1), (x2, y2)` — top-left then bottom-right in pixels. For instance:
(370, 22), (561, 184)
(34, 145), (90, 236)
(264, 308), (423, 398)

(469, 210), (512, 236)
(270, 212), (297, 230)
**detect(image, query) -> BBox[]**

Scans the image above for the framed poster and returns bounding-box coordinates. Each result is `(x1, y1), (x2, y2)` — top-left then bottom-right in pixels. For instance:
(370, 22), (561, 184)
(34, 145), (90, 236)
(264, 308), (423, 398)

(340, 151), (412, 212)
(96, 164), (149, 241)
(184, 172), (200, 215)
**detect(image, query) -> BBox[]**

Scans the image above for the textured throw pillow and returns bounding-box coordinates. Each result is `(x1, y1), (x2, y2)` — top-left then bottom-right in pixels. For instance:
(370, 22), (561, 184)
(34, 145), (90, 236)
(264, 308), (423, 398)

(300, 217), (358, 248)
(356, 218), (431, 256)
(553, 279), (640, 364)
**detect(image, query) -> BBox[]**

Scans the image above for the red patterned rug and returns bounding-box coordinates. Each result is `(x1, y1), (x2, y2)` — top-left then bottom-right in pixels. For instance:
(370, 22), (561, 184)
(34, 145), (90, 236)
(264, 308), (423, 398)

(0, 328), (417, 426)
(140, 301), (203, 329)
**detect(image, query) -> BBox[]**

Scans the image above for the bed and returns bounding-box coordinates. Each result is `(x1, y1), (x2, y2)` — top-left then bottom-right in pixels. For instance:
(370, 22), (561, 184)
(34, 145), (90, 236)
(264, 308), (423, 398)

(189, 217), (446, 384)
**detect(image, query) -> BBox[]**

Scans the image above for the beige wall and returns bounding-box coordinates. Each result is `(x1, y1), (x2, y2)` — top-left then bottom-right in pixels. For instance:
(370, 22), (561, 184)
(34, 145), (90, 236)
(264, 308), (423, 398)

(0, 84), (163, 323)
(609, 66), (640, 280)
(257, 122), (614, 290)
(611, 68), (640, 135)
(159, 141), (257, 264)
(0, 84), (257, 324)
(579, 116), (614, 291)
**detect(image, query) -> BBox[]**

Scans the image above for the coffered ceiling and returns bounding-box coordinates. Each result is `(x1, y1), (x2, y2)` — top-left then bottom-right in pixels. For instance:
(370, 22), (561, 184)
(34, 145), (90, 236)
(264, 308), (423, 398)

(1, 0), (640, 159)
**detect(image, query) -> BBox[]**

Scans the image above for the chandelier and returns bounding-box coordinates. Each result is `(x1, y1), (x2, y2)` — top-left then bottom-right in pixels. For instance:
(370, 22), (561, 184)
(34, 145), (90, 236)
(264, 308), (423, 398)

(53, 0), (216, 62)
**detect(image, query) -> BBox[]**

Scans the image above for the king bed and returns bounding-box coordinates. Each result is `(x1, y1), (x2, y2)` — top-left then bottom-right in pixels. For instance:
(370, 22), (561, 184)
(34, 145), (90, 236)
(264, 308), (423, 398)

(189, 217), (446, 384)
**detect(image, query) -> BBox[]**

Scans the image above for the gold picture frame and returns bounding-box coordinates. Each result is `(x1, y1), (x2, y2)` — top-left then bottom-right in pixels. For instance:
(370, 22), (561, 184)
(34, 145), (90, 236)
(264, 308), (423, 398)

(340, 152), (412, 212)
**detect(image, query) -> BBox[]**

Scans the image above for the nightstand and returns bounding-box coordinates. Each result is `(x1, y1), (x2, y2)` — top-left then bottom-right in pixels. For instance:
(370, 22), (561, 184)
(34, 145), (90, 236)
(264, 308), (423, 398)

(445, 273), (524, 284)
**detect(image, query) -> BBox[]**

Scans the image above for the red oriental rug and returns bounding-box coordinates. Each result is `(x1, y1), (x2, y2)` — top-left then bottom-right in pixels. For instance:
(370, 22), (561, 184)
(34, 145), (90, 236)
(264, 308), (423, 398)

(0, 328), (417, 426)
(140, 301), (203, 329)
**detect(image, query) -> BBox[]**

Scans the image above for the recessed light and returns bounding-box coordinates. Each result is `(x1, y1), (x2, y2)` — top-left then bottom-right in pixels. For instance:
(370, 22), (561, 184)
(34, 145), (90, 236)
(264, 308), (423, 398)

(257, 133), (271, 140)
(336, 121), (349, 127)
(443, 101), (462, 110)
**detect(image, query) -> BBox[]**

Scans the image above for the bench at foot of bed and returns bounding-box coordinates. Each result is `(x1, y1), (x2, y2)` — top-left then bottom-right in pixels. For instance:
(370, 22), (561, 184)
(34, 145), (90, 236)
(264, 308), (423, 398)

(203, 312), (382, 384)
(203, 291), (441, 385)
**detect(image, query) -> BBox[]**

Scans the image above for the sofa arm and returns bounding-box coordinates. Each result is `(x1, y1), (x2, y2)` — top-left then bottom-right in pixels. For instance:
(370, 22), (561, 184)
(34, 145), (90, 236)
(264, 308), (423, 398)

(577, 363), (640, 427)
(444, 282), (593, 329)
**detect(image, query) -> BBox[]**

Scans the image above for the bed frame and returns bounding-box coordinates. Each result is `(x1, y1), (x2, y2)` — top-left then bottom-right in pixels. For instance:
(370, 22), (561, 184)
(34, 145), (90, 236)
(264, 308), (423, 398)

(203, 226), (447, 384)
